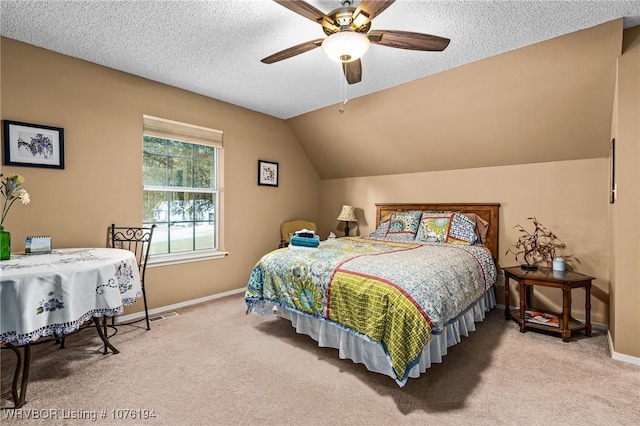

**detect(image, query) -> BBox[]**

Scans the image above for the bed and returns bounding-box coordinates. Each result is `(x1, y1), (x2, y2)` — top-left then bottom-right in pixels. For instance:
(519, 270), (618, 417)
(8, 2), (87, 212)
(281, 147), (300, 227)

(245, 203), (500, 386)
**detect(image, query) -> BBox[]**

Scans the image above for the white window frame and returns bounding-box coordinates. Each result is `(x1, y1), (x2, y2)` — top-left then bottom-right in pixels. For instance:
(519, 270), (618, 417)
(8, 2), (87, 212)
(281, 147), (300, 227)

(142, 115), (226, 267)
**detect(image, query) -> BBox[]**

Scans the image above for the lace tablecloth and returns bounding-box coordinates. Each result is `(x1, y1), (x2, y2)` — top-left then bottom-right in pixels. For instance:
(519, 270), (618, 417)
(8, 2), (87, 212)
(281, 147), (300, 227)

(0, 248), (142, 345)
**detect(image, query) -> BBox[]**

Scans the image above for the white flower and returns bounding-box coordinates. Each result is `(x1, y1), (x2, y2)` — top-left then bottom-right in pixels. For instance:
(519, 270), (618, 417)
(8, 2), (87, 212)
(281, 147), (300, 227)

(18, 189), (30, 205)
(1, 173), (30, 226)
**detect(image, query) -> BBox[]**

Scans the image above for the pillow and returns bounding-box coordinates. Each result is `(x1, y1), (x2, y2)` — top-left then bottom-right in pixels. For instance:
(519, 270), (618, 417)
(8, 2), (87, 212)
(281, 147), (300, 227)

(446, 212), (478, 245)
(462, 212), (489, 245)
(415, 211), (454, 242)
(383, 210), (423, 241)
(369, 216), (391, 239)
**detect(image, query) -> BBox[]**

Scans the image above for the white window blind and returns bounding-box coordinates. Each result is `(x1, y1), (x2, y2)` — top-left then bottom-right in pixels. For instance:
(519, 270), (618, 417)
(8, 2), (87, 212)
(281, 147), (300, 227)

(143, 115), (223, 148)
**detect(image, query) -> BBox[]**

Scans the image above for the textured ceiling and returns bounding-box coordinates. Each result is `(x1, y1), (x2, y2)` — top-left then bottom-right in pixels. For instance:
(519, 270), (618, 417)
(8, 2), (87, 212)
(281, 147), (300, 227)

(2, 1), (640, 120)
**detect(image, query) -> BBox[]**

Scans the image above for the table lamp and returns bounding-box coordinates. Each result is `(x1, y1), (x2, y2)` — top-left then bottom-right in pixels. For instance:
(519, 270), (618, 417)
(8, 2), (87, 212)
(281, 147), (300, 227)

(337, 205), (357, 237)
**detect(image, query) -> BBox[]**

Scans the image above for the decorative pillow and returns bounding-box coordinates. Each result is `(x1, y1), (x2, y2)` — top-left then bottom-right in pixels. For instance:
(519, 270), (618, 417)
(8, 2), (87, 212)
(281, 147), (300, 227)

(415, 211), (454, 242)
(384, 210), (423, 241)
(369, 216), (391, 239)
(462, 212), (489, 245)
(446, 212), (478, 245)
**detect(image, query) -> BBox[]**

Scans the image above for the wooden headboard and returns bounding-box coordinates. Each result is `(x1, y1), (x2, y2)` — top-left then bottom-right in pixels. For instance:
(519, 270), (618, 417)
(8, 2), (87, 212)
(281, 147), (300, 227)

(375, 203), (500, 260)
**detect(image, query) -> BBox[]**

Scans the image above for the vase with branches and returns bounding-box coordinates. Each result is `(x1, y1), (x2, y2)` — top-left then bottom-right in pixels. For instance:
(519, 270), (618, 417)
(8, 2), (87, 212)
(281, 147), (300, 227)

(506, 217), (568, 271)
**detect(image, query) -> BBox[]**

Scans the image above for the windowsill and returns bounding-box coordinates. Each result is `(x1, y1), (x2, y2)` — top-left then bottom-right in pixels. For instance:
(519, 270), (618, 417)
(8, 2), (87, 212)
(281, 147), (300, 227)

(147, 250), (228, 267)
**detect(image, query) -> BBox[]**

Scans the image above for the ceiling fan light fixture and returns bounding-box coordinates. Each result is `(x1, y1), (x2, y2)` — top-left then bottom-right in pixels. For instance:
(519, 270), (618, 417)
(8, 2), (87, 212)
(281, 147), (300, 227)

(352, 11), (369, 28)
(321, 30), (370, 63)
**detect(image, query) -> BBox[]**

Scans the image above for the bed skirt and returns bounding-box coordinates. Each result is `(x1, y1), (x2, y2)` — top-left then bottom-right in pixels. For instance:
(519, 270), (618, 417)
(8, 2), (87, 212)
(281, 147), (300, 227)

(251, 287), (496, 386)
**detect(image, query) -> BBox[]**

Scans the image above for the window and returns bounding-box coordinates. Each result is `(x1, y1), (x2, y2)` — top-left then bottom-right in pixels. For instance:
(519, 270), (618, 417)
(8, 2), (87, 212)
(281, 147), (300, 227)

(142, 115), (224, 265)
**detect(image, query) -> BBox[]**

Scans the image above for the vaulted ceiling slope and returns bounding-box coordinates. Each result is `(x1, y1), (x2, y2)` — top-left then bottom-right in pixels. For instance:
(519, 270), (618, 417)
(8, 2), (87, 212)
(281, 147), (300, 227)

(1, 1), (639, 120)
(288, 20), (623, 179)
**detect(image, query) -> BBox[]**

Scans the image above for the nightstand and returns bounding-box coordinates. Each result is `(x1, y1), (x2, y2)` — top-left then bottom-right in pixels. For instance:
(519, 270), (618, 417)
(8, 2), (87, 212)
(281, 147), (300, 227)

(503, 266), (594, 342)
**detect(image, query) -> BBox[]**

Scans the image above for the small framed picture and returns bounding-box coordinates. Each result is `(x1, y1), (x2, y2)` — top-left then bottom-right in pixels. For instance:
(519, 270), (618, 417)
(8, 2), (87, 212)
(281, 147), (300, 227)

(258, 160), (279, 187)
(3, 120), (65, 169)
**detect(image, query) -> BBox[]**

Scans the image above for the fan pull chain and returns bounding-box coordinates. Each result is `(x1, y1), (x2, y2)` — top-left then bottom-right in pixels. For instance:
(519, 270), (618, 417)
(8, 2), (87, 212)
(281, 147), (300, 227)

(338, 63), (348, 114)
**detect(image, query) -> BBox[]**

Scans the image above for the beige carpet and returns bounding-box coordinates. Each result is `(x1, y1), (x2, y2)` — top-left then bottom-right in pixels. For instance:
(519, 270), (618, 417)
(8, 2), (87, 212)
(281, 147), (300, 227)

(2, 293), (639, 425)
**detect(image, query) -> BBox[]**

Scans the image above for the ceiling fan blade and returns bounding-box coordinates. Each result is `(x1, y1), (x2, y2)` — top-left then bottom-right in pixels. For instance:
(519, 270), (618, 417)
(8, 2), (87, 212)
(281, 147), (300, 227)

(367, 33), (383, 43)
(274, 0), (339, 32)
(261, 39), (323, 64)
(342, 59), (362, 84)
(351, 0), (395, 30)
(369, 30), (450, 51)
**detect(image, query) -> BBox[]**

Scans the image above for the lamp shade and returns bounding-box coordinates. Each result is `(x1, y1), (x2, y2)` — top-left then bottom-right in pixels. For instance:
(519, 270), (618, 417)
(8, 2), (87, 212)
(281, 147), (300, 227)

(337, 205), (357, 222)
(321, 31), (371, 63)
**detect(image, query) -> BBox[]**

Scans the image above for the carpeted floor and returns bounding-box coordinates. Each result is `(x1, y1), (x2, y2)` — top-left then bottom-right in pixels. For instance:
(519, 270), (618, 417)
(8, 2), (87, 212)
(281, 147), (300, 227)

(2, 293), (639, 425)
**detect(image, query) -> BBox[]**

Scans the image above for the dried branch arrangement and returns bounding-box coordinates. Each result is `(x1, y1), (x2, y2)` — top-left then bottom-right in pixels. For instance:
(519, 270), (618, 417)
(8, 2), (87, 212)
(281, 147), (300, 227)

(506, 217), (567, 270)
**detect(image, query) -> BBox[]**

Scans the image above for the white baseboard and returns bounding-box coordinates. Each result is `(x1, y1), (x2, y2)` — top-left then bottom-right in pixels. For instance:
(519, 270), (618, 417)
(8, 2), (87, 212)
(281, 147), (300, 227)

(115, 287), (246, 324)
(497, 303), (640, 365)
(607, 329), (640, 366)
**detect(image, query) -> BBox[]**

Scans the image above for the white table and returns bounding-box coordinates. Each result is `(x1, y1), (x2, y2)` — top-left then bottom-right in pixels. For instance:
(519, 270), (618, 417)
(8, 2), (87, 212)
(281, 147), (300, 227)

(0, 248), (142, 407)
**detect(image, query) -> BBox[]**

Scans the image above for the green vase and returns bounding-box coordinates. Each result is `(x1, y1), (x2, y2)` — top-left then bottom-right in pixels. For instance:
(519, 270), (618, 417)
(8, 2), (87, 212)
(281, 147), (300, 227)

(0, 226), (11, 260)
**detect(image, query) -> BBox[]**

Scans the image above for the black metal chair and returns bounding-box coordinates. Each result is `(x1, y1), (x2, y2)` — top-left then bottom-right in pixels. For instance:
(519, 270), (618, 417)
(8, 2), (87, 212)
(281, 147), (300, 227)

(110, 224), (156, 330)
(56, 224), (155, 354)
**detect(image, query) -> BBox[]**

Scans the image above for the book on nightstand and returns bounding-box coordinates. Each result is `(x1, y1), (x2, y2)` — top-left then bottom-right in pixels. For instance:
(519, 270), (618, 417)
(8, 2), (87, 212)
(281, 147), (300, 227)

(525, 309), (559, 327)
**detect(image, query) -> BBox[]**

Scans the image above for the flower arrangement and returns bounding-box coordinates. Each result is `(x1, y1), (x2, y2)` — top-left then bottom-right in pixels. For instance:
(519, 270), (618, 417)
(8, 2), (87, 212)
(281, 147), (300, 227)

(1, 173), (30, 227)
(506, 217), (568, 270)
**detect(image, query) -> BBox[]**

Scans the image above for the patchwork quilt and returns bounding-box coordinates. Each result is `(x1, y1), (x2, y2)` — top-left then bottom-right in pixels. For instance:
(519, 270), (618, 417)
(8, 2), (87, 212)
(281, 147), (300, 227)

(245, 237), (496, 385)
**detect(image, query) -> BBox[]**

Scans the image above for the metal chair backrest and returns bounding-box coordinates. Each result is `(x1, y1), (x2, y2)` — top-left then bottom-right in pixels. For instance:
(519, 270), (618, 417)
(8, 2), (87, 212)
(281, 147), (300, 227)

(110, 224), (155, 285)
(110, 224), (156, 330)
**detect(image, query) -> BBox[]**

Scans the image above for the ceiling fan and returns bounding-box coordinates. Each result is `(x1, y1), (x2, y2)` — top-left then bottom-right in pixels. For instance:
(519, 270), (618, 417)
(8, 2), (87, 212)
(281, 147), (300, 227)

(261, 0), (450, 84)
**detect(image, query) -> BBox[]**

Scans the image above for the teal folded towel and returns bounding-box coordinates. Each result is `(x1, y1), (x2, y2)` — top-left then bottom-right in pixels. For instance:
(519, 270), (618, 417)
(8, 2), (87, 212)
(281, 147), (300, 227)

(290, 235), (320, 247)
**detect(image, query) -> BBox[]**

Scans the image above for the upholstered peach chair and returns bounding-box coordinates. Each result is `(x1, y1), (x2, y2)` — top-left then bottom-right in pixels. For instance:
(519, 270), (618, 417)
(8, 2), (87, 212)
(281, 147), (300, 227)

(280, 220), (317, 248)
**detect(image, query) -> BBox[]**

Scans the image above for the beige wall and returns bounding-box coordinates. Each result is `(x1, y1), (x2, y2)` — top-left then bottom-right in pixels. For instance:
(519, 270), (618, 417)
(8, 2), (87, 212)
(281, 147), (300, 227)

(289, 20), (621, 180)
(319, 159), (610, 325)
(610, 26), (640, 358)
(0, 37), (321, 311)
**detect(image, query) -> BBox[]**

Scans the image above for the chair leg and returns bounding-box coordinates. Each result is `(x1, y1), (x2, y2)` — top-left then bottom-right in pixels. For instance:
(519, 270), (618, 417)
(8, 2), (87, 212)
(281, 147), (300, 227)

(141, 284), (151, 331)
(103, 317), (108, 353)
